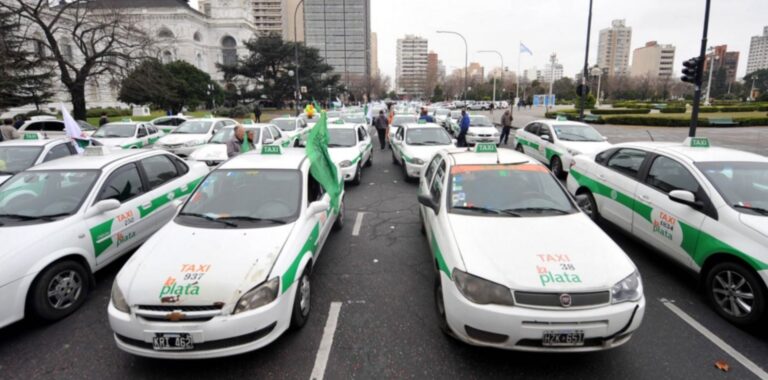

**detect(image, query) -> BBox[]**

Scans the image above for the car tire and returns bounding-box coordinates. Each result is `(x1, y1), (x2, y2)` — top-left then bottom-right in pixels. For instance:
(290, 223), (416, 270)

(290, 267), (312, 330)
(578, 191), (601, 222)
(365, 153), (373, 168)
(332, 198), (345, 232)
(29, 260), (90, 322)
(419, 208), (426, 236)
(705, 261), (766, 326)
(350, 164), (362, 186)
(402, 162), (413, 183)
(515, 144), (525, 153)
(392, 150), (399, 165)
(550, 156), (565, 179)
(294, 139), (300, 148)
(434, 269), (452, 336)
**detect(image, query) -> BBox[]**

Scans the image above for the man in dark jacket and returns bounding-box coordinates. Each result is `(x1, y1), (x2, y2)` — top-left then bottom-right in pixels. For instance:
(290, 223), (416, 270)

(98, 113), (109, 127)
(254, 103), (262, 123)
(457, 110), (470, 147)
(418, 107), (435, 123)
(499, 109), (513, 145)
(373, 110), (389, 150)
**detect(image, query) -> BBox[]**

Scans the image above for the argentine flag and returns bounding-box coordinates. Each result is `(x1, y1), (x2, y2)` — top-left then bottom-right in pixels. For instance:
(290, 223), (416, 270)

(520, 43), (533, 55)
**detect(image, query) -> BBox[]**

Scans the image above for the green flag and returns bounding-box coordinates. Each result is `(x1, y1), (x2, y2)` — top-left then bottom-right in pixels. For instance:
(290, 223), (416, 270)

(241, 129), (251, 153)
(306, 111), (342, 211)
(313, 100), (322, 112)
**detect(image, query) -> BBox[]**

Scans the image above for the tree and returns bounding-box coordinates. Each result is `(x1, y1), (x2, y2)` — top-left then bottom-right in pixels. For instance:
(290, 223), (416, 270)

(1, 0), (154, 119)
(743, 69), (768, 99)
(552, 77), (576, 101)
(431, 85), (444, 102)
(119, 59), (220, 112)
(165, 61), (216, 111)
(219, 34), (341, 107)
(0, 8), (53, 110)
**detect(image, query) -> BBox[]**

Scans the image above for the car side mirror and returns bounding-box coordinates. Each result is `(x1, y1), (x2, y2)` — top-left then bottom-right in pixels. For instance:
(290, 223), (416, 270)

(669, 190), (702, 209)
(417, 193), (439, 214)
(86, 199), (121, 218)
(263, 138), (274, 145)
(602, 135), (609, 141)
(452, 139), (458, 145)
(306, 199), (330, 216)
(540, 134), (553, 143)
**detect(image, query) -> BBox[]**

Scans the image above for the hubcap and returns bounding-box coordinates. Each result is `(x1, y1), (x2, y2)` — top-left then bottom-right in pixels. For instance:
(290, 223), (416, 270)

(713, 270), (754, 317)
(299, 275), (311, 316)
(47, 270), (82, 310)
(577, 194), (594, 218)
(552, 158), (561, 174)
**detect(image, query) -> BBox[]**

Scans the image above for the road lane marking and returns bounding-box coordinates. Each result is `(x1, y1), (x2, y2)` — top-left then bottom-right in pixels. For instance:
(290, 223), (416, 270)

(660, 298), (768, 379)
(352, 212), (365, 236)
(310, 302), (342, 380)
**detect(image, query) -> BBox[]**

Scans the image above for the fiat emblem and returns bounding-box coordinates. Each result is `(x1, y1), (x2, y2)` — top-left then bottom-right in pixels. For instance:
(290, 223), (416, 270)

(559, 293), (573, 308)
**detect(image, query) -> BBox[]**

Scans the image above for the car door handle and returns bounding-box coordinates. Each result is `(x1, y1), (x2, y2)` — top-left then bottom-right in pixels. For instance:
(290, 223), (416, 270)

(597, 174), (607, 180)
(638, 194), (652, 203)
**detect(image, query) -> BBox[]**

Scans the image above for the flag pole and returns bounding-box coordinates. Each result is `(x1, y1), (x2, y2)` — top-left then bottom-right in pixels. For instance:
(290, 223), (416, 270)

(516, 42), (521, 105)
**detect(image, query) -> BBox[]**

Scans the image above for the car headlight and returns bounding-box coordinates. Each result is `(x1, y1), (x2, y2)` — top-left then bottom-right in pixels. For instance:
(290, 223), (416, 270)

(467, 131), (477, 136)
(611, 271), (643, 304)
(234, 277), (280, 314)
(111, 281), (130, 313)
(410, 157), (425, 165)
(452, 269), (515, 306)
(184, 139), (204, 147)
(339, 160), (353, 168)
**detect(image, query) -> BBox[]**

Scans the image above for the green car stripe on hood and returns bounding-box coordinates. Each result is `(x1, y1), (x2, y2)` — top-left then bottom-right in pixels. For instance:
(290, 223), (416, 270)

(570, 169), (768, 271)
(281, 223), (320, 293)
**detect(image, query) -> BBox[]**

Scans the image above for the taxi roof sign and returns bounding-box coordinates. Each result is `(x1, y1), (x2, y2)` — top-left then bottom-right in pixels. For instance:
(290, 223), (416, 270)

(417, 119), (427, 124)
(242, 119), (254, 125)
(120, 117), (132, 122)
(475, 143), (497, 153)
(261, 145), (282, 155)
(334, 119), (345, 124)
(685, 137), (710, 148)
(555, 115), (568, 121)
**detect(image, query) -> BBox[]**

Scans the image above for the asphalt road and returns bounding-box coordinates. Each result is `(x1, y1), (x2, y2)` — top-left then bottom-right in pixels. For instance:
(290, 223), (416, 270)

(1, 125), (768, 379)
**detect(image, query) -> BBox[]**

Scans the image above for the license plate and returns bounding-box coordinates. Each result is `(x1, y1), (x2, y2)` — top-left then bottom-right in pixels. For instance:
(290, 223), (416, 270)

(152, 333), (194, 351)
(542, 330), (585, 347)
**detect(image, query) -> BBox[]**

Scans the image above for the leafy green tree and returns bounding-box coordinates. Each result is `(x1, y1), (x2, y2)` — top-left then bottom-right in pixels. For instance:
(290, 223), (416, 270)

(743, 69), (768, 100)
(552, 77), (576, 101)
(119, 59), (220, 112)
(431, 85), (444, 102)
(166, 61), (216, 111)
(0, 8), (53, 110)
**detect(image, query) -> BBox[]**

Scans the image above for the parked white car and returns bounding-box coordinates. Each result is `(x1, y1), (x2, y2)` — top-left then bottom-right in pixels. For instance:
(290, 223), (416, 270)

(327, 121), (373, 185)
(188, 124), (289, 168)
(153, 118), (237, 157)
(0, 138), (79, 185)
(390, 122), (455, 180)
(91, 122), (164, 149)
(19, 116), (96, 140)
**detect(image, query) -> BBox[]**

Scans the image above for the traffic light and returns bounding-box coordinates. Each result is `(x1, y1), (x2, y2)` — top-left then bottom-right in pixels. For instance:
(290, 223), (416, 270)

(681, 57), (701, 84)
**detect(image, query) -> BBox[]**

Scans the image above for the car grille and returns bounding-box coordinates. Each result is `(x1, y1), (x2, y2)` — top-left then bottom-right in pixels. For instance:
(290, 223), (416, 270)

(135, 304), (224, 322)
(514, 291), (610, 309)
(137, 304), (223, 312)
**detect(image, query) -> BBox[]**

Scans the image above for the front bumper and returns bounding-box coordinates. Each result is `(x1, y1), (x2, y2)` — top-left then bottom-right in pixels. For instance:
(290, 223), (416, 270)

(340, 165), (357, 182)
(442, 274), (645, 352)
(108, 284), (295, 359)
(404, 161), (425, 178)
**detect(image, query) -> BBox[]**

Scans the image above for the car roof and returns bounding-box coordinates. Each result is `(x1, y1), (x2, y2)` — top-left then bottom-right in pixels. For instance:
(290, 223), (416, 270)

(0, 138), (68, 147)
(327, 122), (361, 129)
(614, 141), (768, 163)
(402, 122), (443, 129)
(219, 148), (307, 170)
(271, 116), (300, 121)
(445, 147), (538, 166)
(185, 117), (232, 122)
(28, 149), (161, 171)
(533, 119), (591, 127)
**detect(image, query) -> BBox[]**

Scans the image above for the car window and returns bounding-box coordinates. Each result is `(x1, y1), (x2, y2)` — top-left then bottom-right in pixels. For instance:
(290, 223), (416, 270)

(647, 156), (700, 194)
(98, 164), (145, 203)
(154, 118), (173, 126)
(137, 126), (148, 138)
(24, 122), (43, 131)
(262, 127), (273, 142)
(307, 172), (325, 204)
(270, 126), (282, 139)
(430, 160), (446, 202)
(595, 149), (615, 166)
(147, 125), (159, 134)
(43, 122), (65, 132)
(44, 143), (73, 162)
(538, 124), (552, 137)
(141, 155), (179, 190)
(396, 127), (404, 140)
(425, 155), (442, 185)
(607, 148), (647, 178)
(171, 156), (189, 175)
(357, 127), (367, 142)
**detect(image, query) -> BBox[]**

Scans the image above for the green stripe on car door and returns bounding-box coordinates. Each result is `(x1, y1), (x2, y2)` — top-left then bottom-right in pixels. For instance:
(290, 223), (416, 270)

(282, 223), (320, 293)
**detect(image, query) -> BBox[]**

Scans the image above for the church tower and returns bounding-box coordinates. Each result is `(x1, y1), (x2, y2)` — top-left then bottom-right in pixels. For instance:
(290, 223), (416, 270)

(199, 0), (252, 22)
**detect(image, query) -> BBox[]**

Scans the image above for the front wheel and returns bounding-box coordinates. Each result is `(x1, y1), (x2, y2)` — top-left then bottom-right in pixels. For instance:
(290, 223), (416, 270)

(577, 191), (600, 222)
(515, 144), (525, 153)
(290, 267), (312, 329)
(350, 164), (362, 186)
(550, 156), (565, 179)
(332, 198), (345, 232)
(29, 260), (90, 322)
(705, 261), (766, 326)
(434, 270), (452, 336)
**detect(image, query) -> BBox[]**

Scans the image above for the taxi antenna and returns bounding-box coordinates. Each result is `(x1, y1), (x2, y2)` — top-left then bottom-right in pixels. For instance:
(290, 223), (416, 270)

(645, 130), (655, 142)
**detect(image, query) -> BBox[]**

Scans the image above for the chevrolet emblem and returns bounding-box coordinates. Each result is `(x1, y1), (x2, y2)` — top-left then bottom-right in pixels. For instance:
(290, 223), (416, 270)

(166, 311), (186, 321)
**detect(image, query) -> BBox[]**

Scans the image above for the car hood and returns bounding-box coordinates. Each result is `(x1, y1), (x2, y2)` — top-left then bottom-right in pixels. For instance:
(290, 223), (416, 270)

(558, 141), (612, 155)
(448, 213), (635, 292)
(739, 213), (768, 239)
(468, 126), (497, 134)
(329, 147), (360, 163)
(188, 144), (227, 161)
(404, 145), (453, 161)
(158, 134), (208, 145)
(119, 222), (294, 306)
(92, 137), (135, 147)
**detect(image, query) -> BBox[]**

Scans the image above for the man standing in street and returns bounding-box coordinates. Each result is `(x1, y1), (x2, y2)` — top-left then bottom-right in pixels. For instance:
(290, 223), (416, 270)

(253, 103), (262, 123)
(98, 113), (109, 127)
(419, 107), (435, 123)
(227, 125), (255, 158)
(499, 108), (513, 145)
(1, 118), (20, 140)
(457, 110), (470, 147)
(373, 110), (388, 150)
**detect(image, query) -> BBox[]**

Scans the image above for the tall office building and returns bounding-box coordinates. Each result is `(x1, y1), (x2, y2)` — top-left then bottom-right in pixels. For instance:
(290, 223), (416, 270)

(304, 0), (371, 94)
(468, 62), (484, 82)
(543, 54), (563, 82)
(199, 0), (302, 40)
(371, 32), (379, 77)
(426, 51), (439, 94)
(747, 26), (768, 75)
(396, 35), (428, 98)
(597, 19), (632, 76)
(704, 45), (740, 84)
(630, 41), (676, 78)
(437, 60), (446, 82)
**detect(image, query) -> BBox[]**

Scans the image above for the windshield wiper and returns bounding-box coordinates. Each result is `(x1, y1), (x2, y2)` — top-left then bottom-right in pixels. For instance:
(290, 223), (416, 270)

(421, 141), (449, 145)
(452, 206), (520, 216)
(408, 142), (426, 146)
(178, 212), (238, 227)
(219, 215), (288, 224)
(733, 204), (768, 216)
(0, 212), (70, 221)
(505, 207), (570, 215)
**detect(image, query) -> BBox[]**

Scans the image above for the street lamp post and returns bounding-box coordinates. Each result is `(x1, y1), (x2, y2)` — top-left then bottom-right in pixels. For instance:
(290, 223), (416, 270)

(579, 0), (594, 122)
(547, 53), (556, 112)
(478, 50), (504, 109)
(704, 47), (717, 106)
(293, 0), (305, 116)
(437, 30), (468, 102)
(590, 66), (602, 108)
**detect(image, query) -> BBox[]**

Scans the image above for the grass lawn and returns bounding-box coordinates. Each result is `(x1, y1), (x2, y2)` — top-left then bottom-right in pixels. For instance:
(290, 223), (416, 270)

(617, 111), (768, 120)
(84, 109), (290, 127)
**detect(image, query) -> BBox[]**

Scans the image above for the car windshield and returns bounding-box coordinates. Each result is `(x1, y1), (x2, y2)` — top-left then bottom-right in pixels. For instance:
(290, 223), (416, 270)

(0, 147), (43, 175)
(177, 169), (301, 228)
(552, 124), (604, 142)
(696, 161), (768, 216)
(92, 124), (135, 138)
(450, 111), (462, 119)
(406, 128), (452, 146)
(173, 121), (213, 134)
(392, 115), (417, 126)
(448, 164), (576, 216)
(0, 170), (99, 225)
(343, 115), (367, 124)
(77, 120), (96, 131)
(435, 109), (450, 116)
(328, 129), (357, 147)
(469, 116), (493, 127)
(209, 128), (260, 144)
(272, 119), (297, 131)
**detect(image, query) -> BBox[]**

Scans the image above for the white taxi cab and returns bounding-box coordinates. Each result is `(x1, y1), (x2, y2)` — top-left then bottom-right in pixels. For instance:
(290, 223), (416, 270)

(91, 121), (164, 149)
(388, 114), (418, 144)
(418, 143), (644, 351)
(327, 121), (372, 185)
(271, 116), (308, 147)
(515, 119), (611, 178)
(0, 139), (78, 185)
(567, 137), (768, 326)
(188, 123), (290, 168)
(153, 118), (237, 157)
(0, 147), (208, 329)
(391, 122), (455, 181)
(108, 146), (345, 358)
(463, 115), (500, 146)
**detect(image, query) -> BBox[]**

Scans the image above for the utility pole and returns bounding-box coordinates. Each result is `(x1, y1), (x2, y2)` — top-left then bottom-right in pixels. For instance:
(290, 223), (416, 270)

(579, 0), (594, 122)
(547, 53), (556, 112)
(437, 31), (468, 101)
(293, 0), (305, 116)
(688, 0), (712, 138)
